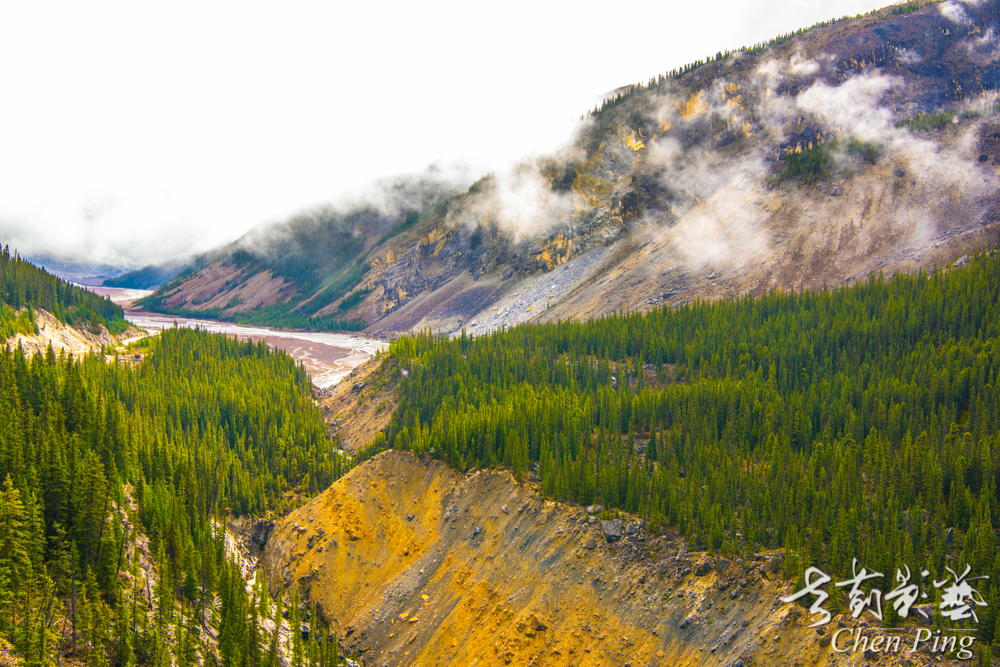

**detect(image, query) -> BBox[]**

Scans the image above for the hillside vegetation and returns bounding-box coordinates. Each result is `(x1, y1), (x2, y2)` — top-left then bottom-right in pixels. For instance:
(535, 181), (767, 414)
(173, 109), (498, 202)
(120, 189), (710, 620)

(1, 245), (128, 338)
(375, 251), (1000, 646)
(0, 327), (348, 665)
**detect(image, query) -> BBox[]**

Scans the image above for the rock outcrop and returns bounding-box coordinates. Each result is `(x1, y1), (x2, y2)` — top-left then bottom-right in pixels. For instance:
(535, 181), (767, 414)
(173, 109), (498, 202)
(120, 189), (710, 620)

(5, 307), (144, 357)
(263, 451), (860, 667)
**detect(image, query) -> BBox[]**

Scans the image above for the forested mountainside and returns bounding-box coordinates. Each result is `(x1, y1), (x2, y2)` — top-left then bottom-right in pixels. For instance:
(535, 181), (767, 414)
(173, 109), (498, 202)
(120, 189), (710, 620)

(319, 250), (1000, 656)
(1, 245), (128, 339)
(132, 0), (1000, 334)
(9, 250), (1000, 665)
(0, 328), (348, 666)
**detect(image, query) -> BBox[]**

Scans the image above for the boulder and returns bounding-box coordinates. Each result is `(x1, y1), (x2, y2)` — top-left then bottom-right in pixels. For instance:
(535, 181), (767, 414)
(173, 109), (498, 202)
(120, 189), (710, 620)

(516, 614), (548, 637)
(602, 520), (624, 543)
(250, 519), (276, 550)
(766, 553), (784, 574)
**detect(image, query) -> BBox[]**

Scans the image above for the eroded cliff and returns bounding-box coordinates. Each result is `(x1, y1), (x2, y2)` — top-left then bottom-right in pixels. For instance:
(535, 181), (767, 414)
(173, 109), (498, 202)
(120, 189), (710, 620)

(261, 451), (939, 667)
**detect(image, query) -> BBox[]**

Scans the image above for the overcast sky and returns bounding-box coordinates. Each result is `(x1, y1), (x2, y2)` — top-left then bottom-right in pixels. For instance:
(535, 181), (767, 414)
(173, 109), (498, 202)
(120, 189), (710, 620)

(0, 0), (887, 271)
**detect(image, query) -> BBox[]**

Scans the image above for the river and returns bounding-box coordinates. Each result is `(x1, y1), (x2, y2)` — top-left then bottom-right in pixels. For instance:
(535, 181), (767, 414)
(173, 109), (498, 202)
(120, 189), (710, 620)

(90, 286), (387, 388)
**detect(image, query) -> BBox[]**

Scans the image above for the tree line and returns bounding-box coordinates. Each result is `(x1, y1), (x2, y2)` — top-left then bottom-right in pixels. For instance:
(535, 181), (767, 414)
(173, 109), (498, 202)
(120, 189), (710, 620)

(590, 1), (935, 118)
(380, 251), (1000, 648)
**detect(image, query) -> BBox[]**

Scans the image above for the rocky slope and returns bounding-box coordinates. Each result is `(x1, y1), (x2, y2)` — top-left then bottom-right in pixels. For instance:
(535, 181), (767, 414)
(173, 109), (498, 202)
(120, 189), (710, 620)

(320, 355), (400, 455)
(4, 307), (144, 356)
(141, 0), (1000, 336)
(262, 451), (959, 667)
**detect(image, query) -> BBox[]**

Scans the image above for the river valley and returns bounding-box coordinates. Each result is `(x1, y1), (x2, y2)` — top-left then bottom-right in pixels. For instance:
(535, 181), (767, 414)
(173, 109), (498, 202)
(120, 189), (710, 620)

(90, 286), (387, 387)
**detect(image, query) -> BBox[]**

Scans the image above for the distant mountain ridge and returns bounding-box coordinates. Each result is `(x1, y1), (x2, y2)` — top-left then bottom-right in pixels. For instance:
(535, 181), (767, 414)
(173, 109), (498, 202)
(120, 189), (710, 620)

(103, 261), (188, 290)
(133, 0), (1000, 333)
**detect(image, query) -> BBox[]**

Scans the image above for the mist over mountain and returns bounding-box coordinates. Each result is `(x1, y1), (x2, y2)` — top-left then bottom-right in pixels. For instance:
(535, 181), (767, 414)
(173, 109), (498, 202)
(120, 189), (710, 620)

(132, 0), (999, 335)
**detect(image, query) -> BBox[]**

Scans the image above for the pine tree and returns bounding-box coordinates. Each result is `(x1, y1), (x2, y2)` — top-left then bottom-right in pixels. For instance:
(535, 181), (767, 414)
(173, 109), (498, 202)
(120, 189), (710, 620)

(0, 475), (29, 638)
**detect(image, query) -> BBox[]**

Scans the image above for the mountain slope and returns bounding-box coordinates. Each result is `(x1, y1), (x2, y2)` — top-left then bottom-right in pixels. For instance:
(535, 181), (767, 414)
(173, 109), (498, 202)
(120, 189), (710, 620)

(258, 247), (1000, 666)
(1, 244), (130, 335)
(264, 450), (812, 667)
(137, 0), (1000, 335)
(0, 244), (142, 352)
(131, 180), (463, 330)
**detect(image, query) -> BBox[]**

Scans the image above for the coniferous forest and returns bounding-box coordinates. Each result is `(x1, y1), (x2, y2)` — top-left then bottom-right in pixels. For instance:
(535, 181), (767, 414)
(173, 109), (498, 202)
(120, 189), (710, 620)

(0, 327), (345, 666)
(3, 246), (1000, 663)
(381, 250), (1000, 642)
(0, 246), (128, 338)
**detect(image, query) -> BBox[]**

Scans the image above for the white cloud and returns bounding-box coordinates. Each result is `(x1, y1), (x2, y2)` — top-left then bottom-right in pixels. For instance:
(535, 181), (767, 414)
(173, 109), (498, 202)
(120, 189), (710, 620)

(897, 48), (923, 64)
(796, 73), (898, 141)
(789, 51), (820, 76)
(939, 1), (972, 24)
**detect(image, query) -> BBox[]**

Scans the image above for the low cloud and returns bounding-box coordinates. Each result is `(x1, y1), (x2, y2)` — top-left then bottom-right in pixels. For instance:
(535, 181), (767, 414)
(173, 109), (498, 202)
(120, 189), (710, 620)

(796, 73), (898, 142)
(789, 51), (820, 76)
(490, 163), (579, 240)
(939, 1), (972, 24)
(232, 163), (475, 258)
(0, 208), (206, 274)
(452, 156), (585, 241)
(897, 48), (923, 65)
(661, 167), (770, 271)
(344, 162), (477, 219)
(756, 49), (821, 88)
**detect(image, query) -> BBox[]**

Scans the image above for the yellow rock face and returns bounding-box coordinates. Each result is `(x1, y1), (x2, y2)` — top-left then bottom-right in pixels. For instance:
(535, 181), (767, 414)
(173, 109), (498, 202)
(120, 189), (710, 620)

(263, 451), (838, 667)
(528, 234), (573, 272)
(677, 92), (709, 119)
(421, 224), (448, 247)
(623, 130), (645, 151)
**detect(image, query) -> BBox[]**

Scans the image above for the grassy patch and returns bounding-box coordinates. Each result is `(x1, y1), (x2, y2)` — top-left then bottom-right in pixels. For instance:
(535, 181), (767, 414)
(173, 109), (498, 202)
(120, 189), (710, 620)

(847, 138), (881, 164)
(770, 140), (837, 185)
(896, 111), (953, 132)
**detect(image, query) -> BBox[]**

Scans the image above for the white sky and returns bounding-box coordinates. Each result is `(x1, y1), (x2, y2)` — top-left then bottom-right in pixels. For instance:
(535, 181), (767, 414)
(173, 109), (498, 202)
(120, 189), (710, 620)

(0, 0), (886, 270)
